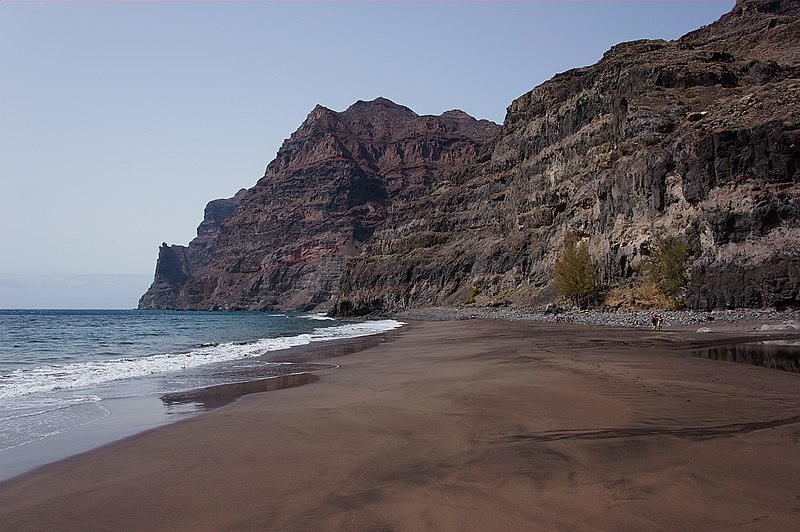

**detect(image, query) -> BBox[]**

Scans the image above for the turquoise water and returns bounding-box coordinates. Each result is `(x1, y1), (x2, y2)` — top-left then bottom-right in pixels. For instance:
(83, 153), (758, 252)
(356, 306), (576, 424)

(0, 310), (403, 479)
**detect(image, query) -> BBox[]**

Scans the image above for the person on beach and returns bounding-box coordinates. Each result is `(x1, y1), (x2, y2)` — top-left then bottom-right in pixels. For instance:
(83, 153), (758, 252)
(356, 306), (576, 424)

(651, 314), (662, 331)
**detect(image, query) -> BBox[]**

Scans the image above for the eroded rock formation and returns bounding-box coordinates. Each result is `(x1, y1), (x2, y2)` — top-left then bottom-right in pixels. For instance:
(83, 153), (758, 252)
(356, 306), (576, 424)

(333, 0), (799, 313)
(142, 0), (799, 313)
(139, 99), (499, 310)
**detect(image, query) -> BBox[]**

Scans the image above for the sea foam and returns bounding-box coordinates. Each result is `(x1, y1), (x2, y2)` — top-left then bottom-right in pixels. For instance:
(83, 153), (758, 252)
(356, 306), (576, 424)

(0, 319), (404, 400)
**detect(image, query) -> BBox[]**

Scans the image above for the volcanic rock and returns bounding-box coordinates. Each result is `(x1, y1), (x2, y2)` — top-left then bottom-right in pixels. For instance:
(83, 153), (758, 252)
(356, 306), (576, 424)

(142, 0), (799, 314)
(139, 99), (499, 310)
(333, 0), (800, 314)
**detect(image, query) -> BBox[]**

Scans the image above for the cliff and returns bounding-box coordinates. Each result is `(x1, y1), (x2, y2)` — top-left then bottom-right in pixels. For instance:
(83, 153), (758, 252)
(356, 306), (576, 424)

(333, 0), (799, 314)
(138, 188), (248, 310)
(141, 0), (799, 313)
(139, 99), (499, 310)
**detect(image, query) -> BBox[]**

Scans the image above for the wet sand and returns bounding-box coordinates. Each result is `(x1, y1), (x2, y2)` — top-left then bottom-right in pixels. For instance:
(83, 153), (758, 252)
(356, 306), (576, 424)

(1, 319), (800, 530)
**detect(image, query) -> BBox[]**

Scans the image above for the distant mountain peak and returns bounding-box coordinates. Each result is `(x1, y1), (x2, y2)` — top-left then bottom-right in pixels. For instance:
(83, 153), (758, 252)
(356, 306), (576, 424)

(344, 97), (418, 117)
(351, 96), (405, 108)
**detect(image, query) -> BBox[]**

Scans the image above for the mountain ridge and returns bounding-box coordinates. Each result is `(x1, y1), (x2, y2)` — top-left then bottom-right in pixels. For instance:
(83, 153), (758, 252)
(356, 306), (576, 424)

(332, 0), (799, 314)
(141, 0), (799, 313)
(139, 99), (499, 310)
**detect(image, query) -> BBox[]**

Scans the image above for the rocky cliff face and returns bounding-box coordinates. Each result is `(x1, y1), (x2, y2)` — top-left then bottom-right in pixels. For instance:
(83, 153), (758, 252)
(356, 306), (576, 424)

(138, 188), (248, 310)
(139, 99), (499, 310)
(142, 0), (799, 314)
(333, 0), (799, 314)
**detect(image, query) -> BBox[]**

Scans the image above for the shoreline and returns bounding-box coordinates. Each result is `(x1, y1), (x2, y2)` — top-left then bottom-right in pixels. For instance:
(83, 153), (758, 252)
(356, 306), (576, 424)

(0, 326), (407, 483)
(2, 319), (800, 529)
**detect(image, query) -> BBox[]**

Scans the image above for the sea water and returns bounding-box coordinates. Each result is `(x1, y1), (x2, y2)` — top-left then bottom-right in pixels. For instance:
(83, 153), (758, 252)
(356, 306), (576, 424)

(0, 309), (403, 480)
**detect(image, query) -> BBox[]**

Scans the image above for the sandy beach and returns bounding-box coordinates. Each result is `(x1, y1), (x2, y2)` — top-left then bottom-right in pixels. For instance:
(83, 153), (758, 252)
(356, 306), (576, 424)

(1, 319), (800, 531)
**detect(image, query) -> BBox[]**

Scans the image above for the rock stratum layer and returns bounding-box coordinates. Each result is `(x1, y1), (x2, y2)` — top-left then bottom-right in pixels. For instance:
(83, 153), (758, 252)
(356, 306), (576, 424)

(139, 99), (499, 310)
(141, 0), (799, 313)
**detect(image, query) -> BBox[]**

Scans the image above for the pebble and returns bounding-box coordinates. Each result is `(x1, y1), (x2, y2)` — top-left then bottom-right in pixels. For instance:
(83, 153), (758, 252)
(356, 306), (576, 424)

(395, 306), (800, 329)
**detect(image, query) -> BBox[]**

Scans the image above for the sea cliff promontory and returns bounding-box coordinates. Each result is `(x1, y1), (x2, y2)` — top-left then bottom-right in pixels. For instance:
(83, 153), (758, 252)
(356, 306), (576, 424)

(139, 99), (499, 310)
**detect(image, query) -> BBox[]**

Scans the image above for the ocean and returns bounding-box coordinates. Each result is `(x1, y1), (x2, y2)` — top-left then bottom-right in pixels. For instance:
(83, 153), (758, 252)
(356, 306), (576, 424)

(0, 309), (403, 481)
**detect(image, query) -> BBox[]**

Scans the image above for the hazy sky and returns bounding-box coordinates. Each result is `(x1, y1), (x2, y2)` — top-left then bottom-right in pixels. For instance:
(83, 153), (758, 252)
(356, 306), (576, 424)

(1, 1), (735, 308)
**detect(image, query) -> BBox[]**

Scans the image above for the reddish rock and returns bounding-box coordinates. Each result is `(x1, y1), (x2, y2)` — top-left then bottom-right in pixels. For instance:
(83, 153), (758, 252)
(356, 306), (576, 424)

(139, 99), (498, 310)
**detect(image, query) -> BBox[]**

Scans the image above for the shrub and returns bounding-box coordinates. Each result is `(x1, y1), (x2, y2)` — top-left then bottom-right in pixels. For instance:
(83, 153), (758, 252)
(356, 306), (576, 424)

(497, 287), (516, 299)
(465, 287), (480, 305)
(604, 281), (681, 310)
(553, 236), (599, 308)
(644, 236), (691, 304)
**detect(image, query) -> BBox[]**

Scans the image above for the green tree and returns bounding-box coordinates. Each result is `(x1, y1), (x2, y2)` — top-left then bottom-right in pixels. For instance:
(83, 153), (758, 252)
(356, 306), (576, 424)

(644, 236), (691, 303)
(553, 236), (599, 308)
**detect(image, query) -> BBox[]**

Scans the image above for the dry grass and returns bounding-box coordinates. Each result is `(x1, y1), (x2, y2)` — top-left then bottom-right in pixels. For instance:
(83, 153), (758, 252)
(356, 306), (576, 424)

(604, 281), (682, 310)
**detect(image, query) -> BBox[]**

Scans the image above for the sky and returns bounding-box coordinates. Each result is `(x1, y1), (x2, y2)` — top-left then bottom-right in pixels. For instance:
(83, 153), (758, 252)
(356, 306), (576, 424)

(0, 0), (735, 309)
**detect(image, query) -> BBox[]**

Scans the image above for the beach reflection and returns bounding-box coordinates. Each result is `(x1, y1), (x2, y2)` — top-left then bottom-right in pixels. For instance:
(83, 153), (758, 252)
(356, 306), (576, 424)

(158, 328), (401, 413)
(694, 341), (800, 373)
(160, 372), (322, 411)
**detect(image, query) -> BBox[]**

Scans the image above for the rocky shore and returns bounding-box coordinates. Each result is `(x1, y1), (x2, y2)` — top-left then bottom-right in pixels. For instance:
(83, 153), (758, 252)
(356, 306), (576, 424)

(396, 305), (800, 330)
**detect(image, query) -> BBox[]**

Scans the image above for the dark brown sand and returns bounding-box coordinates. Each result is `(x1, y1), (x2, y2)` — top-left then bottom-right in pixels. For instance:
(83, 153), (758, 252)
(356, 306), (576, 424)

(2, 320), (800, 531)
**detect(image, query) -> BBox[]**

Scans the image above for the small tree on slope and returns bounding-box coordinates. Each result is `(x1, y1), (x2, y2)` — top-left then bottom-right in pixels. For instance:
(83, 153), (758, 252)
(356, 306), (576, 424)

(644, 236), (691, 307)
(553, 236), (599, 309)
